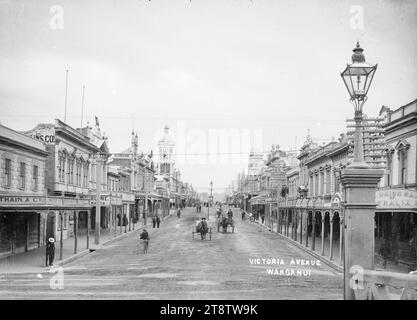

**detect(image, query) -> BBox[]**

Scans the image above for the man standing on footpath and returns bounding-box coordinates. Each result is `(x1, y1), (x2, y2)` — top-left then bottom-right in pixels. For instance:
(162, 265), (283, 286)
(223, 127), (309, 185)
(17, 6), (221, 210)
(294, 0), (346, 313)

(46, 237), (55, 267)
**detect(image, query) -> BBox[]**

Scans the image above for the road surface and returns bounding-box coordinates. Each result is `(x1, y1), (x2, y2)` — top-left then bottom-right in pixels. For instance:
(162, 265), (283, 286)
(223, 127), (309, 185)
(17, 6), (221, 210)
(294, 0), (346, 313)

(0, 207), (343, 299)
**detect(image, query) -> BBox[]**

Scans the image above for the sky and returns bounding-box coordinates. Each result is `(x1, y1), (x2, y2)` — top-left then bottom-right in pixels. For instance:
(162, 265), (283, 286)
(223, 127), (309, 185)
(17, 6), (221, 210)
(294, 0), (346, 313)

(0, 0), (416, 194)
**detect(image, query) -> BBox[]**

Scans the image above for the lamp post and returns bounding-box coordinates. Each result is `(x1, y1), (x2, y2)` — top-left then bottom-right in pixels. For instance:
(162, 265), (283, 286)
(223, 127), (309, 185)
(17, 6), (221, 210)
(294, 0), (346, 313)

(340, 41), (383, 300)
(341, 41), (377, 168)
(95, 153), (105, 245)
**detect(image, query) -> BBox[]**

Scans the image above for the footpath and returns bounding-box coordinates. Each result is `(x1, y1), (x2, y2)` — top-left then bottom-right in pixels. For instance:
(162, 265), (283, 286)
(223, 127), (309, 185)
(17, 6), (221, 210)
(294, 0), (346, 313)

(0, 210), (176, 274)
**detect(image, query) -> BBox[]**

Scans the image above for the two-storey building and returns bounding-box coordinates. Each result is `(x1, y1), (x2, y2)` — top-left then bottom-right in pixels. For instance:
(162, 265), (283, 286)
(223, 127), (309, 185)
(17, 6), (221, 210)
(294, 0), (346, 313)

(375, 99), (417, 271)
(24, 118), (109, 241)
(0, 124), (49, 256)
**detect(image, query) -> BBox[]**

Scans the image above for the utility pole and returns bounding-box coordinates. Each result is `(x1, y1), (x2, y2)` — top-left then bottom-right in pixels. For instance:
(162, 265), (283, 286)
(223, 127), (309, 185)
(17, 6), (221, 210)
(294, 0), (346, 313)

(277, 182), (280, 233)
(208, 180), (213, 221)
(143, 170), (148, 226)
(95, 154), (101, 245)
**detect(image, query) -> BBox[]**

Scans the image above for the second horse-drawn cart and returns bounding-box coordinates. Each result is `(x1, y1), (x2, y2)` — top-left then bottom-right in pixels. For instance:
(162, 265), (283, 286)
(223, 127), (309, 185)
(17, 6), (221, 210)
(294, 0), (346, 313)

(217, 212), (235, 233)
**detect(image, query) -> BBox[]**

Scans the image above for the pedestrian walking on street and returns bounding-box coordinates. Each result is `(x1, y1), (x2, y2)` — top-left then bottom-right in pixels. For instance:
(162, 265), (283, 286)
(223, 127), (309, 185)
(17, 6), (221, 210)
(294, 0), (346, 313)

(140, 229), (150, 254)
(177, 207), (181, 219)
(46, 237), (55, 267)
(152, 215), (157, 228)
(261, 212), (265, 224)
(156, 215), (161, 228)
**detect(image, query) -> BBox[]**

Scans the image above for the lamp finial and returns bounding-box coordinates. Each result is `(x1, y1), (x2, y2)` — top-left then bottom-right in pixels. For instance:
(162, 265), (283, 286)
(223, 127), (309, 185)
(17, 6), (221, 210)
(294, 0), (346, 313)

(352, 41), (365, 63)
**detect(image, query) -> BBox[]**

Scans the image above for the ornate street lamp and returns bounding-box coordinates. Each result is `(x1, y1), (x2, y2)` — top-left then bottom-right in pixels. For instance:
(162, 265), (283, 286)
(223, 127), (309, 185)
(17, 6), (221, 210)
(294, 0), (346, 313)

(341, 41), (377, 168)
(339, 41), (383, 300)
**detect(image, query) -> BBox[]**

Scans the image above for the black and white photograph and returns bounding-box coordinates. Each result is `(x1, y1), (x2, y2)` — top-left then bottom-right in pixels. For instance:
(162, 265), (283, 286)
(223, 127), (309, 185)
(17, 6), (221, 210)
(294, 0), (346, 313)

(0, 0), (416, 303)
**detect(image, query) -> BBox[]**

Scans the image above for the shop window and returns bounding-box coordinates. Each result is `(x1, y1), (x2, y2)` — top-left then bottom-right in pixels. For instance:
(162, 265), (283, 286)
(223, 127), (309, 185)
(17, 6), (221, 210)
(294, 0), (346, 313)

(33, 165), (38, 191)
(3, 158), (11, 188)
(76, 160), (81, 186)
(19, 162), (26, 189)
(326, 170), (331, 194)
(83, 163), (88, 187)
(399, 150), (407, 185)
(65, 158), (70, 183)
(386, 152), (393, 187)
(334, 170), (340, 193)
(69, 158), (74, 185)
(58, 155), (65, 183)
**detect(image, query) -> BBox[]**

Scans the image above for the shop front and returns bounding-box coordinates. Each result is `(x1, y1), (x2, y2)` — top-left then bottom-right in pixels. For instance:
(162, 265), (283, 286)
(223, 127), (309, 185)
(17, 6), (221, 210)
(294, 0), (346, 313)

(375, 188), (417, 272)
(0, 195), (91, 258)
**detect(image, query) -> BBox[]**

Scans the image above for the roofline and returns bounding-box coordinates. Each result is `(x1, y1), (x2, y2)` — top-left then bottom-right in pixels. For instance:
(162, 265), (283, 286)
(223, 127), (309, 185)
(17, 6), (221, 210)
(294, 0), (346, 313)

(0, 124), (48, 156)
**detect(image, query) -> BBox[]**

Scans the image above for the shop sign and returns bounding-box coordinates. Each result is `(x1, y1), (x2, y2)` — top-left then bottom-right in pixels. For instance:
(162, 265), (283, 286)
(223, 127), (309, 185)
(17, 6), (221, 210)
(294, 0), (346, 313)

(121, 192), (134, 203)
(88, 195), (110, 206)
(28, 126), (56, 144)
(110, 194), (122, 206)
(0, 195), (46, 205)
(376, 189), (417, 209)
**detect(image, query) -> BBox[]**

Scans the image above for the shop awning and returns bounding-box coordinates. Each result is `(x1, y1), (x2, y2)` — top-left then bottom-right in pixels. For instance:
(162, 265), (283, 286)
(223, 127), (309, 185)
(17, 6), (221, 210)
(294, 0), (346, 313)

(249, 191), (270, 204)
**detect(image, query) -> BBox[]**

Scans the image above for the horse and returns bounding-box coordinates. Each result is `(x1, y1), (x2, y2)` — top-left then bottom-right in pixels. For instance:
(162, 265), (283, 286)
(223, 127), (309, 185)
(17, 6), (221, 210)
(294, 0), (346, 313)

(196, 220), (209, 240)
(221, 217), (229, 232)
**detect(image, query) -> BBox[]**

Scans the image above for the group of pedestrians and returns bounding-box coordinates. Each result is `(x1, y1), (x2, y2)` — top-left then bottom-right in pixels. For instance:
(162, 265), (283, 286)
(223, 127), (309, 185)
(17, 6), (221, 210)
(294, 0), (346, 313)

(152, 214), (161, 228)
(248, 209), (265, 224)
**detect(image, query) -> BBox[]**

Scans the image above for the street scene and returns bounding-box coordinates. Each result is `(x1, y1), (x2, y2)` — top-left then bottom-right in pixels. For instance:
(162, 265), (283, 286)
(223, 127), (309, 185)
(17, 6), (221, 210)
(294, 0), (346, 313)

(0, 0), (417, 301)
(0, 207), (342, 299)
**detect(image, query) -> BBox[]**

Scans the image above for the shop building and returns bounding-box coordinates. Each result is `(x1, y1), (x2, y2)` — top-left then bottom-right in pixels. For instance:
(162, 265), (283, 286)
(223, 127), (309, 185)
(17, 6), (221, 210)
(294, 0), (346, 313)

(0, 124), (90, 258)
(23, 118), (109, 242)
(375, 99), (417, 271)
(0, 124), (49, 256)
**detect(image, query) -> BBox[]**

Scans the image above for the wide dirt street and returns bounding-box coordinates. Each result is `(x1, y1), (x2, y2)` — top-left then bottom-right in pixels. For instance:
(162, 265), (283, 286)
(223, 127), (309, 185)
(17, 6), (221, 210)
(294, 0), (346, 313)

(0, 207), (343, 299)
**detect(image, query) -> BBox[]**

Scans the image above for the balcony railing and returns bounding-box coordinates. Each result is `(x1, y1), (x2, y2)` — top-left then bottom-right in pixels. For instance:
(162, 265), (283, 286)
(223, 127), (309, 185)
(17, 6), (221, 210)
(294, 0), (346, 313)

(353, 270), (417, 300)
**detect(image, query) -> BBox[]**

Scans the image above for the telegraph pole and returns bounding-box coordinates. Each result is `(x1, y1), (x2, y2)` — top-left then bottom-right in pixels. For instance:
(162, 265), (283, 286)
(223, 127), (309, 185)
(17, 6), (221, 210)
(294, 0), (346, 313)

(143, 171), (148, 226)
(95, 154), (101, 245)
(208, 180), (213, 221)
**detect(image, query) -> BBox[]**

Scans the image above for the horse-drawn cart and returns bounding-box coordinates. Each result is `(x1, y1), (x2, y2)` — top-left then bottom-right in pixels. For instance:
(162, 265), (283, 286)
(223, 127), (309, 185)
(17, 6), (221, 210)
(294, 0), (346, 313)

(192, 219), (212, 240)
(217, 215), (235, 233)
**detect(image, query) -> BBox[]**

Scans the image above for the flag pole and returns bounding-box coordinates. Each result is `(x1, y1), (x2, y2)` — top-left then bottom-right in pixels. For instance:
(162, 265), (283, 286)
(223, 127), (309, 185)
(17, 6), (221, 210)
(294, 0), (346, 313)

(80, 85), (85, 128)
(64, 69), (68, 123)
